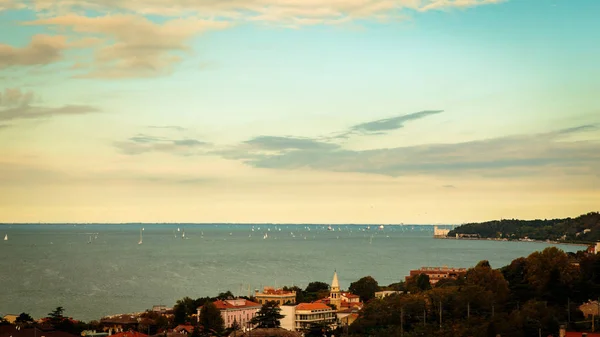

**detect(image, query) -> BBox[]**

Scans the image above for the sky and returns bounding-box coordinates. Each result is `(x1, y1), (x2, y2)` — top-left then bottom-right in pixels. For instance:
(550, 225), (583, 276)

(0, 0), (599, 224)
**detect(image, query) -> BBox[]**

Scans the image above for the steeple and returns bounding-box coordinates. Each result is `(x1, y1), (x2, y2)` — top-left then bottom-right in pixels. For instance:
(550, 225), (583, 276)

(331, 270), (340, 291)
(330, 270), (341, 310)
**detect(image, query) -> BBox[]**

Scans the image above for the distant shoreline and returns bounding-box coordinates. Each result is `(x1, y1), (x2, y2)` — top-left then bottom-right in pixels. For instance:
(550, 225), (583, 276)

(435, 236), (590, 247)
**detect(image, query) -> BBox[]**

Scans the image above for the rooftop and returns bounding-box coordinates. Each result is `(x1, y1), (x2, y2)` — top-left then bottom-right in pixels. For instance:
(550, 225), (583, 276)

(212, 299), (261, 310)
(296, 303), (332, 311)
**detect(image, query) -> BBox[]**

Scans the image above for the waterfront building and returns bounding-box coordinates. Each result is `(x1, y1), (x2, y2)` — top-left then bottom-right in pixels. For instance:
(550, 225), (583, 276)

(254, 287), (296, 305)
(198, 298), (261, 329)
(406, 266), (467, 285)
(579, 300), (599, 318)
(433, 226), (450, 238)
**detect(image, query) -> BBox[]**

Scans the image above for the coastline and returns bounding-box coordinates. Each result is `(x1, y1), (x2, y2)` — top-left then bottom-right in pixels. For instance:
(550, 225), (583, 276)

(435, 236), (590, 247)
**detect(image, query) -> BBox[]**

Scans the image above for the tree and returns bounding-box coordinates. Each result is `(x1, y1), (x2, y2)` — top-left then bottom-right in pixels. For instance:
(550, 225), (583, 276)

(198, 302), (225, 336)
(217, 291), (234, 300)
(15, 312), (34, 324)
(250, 301), (285, 328)
(174, 297), (199, 325)
(305, 282), (330, 293)
(48, 307), (65, 324)
(349, 276), (379, 302)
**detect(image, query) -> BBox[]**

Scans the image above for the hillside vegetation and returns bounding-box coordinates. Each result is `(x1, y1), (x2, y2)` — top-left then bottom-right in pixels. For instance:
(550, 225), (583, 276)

(448, 212), (600, 243)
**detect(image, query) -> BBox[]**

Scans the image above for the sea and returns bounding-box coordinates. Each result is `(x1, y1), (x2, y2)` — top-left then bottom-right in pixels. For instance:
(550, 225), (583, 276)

(0, 224), (585, 321)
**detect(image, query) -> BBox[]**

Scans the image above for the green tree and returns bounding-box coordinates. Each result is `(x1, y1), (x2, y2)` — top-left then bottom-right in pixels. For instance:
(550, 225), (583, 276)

(48, 307), (65, 324)
(349, 276), (379, 302)
(305, 321), (331, 337)
(250, 301), (285, 328)
(174, 297), (199, 325)
(217, 291), (234, 300)
(198, 302), (225, 336)
(305, 282), (330, 293)
(15, 313), (34, 324)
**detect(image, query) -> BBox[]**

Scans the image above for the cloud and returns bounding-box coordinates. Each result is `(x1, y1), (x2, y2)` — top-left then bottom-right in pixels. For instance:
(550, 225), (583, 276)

(0, 35), (67, 68)
(0, 88), (35, 107)
(221, 125), (600, 177)
(148, 125), (187, 132)
(24, 14), (230, 78)
(245, 136), (340, 151)
(350, 110), (443, 135)
(442, 184), (456, 188)
(115, 134), (210, 155)
(22, 0), (505, 25)
(0, 88), (100, 122)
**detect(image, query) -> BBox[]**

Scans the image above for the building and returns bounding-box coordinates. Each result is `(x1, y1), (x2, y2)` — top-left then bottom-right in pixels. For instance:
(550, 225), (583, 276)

(0, 326), (79, 337)
(406, 266), (467, 285)
(229, 328), (302, 337)
(254, 287), (296, 305)
(173, 324), (194, 335)
(81, 331), (109, 337)
(579, 300), (599, 318)
(587, 242), (600, 254)
(433, 226), (450, 238)
(110, 331), (148, 337)
(199, 298), (261, 329)
(560, 325), (600, 337)
(2, 315), (18, 324)
(314, 271), (363, 311)
(330, 271), (341, 309)
(285, 303), (336, 331)
(374, 290), (403, 299)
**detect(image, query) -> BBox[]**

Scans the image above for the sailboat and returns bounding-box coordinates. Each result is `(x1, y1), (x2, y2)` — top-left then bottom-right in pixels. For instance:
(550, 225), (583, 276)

(87, 235), (92, 244)
(182, 228), (186, 239)
(4, 234), (7, 241)
(138, 228), (143, 245)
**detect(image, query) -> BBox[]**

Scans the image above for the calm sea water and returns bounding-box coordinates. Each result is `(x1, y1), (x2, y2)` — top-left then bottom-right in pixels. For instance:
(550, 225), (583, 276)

(0, 224), (584, 321)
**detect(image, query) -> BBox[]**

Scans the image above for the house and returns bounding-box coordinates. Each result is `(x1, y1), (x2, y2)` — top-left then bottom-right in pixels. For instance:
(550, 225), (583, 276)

(199, 298), (261, 330)
(228, 328), (302, 337)
(375, 291), (403, 299)
(173, 324), (194, 335)
(109, 331), (148, 337)
(406, 266), (467, 285)
(81, 331), (109, 337)
(0, 325), (78, 337)
(99, 315), (140, 333)
(254, 287), (296, 305)
(579, 301), (599, 318)
(2, 315), (18, 324)
(280, 303), (336, 332)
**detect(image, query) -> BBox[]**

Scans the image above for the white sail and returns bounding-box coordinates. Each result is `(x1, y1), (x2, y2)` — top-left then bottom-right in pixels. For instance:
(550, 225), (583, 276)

(138, 228), (143, 245)
(4, 234), (7, 241)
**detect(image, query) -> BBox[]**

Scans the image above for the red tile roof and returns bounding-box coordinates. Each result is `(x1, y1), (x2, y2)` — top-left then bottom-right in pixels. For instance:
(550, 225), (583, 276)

(174, 325), (194, 334)
(296, 303), (332, 311)
(341, 293), (359, 299)
(566, 332), (600, 337)
(111, 331), (148, 337)
(213, 299), (261, 310)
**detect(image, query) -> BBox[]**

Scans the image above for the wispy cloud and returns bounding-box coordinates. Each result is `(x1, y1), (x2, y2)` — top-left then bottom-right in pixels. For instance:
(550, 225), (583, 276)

(115, 133), (210, 155)
(245, 136), (340, 151)
(0, 35), (67, 68)
(24, 14), (229, 78)
(221, 124), (600, 177)
(0, 88), (99, 122)
(148, 125), (187, 132)
(19, 0), (505, 25)
(348, 110), (443, 136)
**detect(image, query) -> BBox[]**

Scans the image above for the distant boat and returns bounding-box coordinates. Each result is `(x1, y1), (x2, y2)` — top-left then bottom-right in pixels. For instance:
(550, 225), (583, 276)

(378, 225), (384, 230)
(138, 228), (143, 245)
(182, 229), (186, 239)
(87, 236), (92, 244)
(4, 234), (7, 241)
(327, 225), (333, 231)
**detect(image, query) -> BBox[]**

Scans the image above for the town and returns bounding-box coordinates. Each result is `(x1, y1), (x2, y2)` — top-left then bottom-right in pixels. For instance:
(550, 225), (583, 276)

(2, 245), (600, 337)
